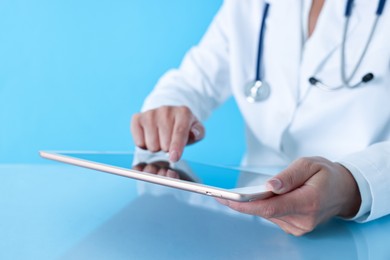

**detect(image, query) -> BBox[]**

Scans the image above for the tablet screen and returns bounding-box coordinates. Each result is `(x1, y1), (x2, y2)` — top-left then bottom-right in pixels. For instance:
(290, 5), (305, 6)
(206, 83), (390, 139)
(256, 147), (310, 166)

(58, 152), (269, 190)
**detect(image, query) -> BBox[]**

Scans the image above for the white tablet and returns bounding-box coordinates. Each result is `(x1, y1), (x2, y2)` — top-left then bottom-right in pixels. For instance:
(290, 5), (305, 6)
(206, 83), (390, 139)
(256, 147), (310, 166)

(39, 151), (273, 202)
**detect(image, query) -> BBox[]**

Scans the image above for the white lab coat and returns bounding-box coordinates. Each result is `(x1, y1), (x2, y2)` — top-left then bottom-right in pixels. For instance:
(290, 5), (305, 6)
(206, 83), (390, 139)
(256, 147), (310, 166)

(141, 0), (390, 222)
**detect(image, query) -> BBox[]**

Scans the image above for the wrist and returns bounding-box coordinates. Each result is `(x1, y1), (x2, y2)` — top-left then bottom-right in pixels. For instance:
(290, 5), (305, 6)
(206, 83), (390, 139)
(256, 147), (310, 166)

(336, 163), (362, 218)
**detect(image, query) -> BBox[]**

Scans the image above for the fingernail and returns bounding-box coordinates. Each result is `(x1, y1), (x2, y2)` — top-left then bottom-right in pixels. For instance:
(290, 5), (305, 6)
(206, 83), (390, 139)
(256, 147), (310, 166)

(191, 127), (201, 139)
(266, 178), (283, 192)
(169, 150), (179, 162)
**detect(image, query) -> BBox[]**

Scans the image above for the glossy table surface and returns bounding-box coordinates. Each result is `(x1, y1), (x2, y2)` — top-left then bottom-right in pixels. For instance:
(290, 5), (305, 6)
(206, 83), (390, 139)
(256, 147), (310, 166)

(1, 164), (390, 260)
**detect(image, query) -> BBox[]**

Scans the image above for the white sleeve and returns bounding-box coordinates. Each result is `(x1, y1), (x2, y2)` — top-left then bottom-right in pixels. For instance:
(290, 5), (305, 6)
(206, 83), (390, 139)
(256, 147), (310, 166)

(141, 0), (232, 121)
(337, 141), (390, 222)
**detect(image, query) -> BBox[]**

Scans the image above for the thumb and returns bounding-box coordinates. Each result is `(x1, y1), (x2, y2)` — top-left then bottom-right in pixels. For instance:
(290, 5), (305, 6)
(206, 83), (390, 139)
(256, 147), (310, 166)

(266, 157), (321, 194)
(188, 121), (205, 145)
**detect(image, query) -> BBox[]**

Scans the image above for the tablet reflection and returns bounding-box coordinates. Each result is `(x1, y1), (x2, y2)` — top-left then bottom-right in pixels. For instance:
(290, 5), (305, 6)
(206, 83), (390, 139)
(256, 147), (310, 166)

(132, 161), (196, 183)
(131, 150), (272, 190)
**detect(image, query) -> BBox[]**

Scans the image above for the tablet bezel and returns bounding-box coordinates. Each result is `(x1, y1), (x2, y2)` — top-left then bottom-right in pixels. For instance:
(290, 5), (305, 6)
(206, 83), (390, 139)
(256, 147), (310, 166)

(39, 151), (273, 202)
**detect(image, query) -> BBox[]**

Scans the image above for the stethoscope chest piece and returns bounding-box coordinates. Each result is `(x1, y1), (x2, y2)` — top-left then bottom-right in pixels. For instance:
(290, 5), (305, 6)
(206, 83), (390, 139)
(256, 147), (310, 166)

(245, 80), (271, 103)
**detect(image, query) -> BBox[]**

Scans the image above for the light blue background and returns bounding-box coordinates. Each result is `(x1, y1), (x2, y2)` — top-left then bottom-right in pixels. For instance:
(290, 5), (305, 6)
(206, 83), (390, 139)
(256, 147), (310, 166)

(0, 0), (245, 164)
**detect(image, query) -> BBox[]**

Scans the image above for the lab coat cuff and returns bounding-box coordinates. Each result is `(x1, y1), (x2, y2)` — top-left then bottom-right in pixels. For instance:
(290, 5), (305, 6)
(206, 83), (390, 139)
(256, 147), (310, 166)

(336, 160), (372, 222)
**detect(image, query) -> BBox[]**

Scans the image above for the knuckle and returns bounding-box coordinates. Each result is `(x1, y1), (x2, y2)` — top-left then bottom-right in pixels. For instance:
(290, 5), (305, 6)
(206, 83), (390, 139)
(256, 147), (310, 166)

(287, 218), (316, 236)
(178, 106), (192, 117)
(174, 125), (188, 135)
(297, 156), (328, 172)
(301, 221), (316, 235)
(131, 113), (140, 124)
(295, 157), (314, 169)
(294, 211), (319, 235)
(159, 105), (171, 112)
(159, 106), (172, 118)
(262, 205), (277, 219)
(138, 111), (153, 125)
(294, 157), (324, 176)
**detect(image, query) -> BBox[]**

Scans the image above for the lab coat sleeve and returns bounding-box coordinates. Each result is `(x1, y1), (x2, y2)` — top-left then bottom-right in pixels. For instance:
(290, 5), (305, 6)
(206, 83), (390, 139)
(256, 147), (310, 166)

(337, 141), (390, 222)
(141, 1), (232, 121)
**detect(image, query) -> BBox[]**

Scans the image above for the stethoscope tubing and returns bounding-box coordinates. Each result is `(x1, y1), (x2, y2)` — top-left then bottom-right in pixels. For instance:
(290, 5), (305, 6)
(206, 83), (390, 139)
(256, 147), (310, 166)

(310, 0), (387, 90)
(314, 0), (387, 90)
(377, 0), (387, 15)
(255, 3), (270, 81)
(339, 0), (386, 88)
(249, 0), (387, 100)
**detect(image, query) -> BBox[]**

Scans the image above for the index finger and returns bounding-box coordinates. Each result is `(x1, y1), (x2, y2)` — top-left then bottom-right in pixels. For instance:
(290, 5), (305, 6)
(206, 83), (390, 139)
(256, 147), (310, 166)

(169, 123), (191, 162)
(169, 112), (193, 162)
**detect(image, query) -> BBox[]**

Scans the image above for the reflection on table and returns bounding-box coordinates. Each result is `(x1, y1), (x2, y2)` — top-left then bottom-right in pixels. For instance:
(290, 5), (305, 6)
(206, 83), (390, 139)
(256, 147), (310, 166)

(1, 164), (390, 260)
(63, 180), (390, 260)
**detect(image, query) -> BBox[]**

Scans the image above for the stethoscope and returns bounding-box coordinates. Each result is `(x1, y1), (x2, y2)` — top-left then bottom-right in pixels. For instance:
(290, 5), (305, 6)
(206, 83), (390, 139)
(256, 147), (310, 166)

(245, 0), (388, 103)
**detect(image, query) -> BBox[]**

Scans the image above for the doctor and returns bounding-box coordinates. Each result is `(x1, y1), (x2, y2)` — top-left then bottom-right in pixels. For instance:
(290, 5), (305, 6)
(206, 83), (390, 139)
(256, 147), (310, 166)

(131, 0), (390, 236)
